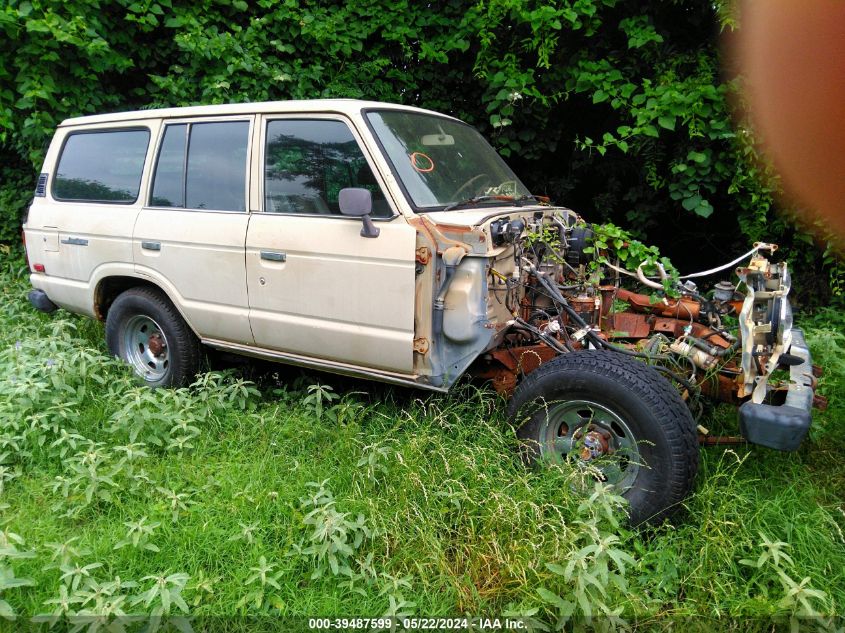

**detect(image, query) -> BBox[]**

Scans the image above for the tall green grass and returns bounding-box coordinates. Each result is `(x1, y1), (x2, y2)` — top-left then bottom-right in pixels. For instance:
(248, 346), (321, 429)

(1, 247), (843, 631)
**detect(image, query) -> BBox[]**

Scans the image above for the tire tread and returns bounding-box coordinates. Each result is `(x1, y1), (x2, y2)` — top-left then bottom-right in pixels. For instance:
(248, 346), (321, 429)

(507, 350), (699, 524)
(105, 286), (201, 387)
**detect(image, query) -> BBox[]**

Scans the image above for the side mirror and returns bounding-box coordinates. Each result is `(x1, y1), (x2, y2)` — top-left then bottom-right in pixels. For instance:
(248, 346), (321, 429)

(339, 187), (380, 238)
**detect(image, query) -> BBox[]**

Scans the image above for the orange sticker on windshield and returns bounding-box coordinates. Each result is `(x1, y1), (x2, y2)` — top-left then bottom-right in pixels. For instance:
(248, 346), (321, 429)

(409, 152), (435, 173)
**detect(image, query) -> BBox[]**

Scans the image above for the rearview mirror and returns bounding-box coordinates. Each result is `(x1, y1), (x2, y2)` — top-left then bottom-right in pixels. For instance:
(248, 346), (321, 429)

(421, 133), (454, 146)
(339, 187), (379, 238)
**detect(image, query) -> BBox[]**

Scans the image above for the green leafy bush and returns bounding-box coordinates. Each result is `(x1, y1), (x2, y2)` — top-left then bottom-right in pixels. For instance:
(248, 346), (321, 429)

(0, 1), (841, 303)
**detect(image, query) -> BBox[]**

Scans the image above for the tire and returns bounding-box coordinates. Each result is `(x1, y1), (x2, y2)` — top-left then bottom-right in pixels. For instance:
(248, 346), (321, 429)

(105, 286), (201, 388)
(507, 350), (699, 526)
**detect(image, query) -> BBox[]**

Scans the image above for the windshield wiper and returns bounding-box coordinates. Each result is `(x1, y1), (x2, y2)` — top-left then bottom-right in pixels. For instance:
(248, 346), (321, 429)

(442, 194), (550, 212)
(442, 195), (520, 212)
(513, 194), (551, 205)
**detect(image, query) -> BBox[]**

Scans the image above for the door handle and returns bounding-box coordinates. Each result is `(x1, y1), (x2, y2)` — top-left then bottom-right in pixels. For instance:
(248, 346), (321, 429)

(260, 251), (286, 262)
(61, 237), (88, 246)
(141, 241), (161, 251)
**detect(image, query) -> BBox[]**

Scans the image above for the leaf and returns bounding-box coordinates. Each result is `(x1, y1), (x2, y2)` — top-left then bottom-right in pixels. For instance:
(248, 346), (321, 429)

(537, 587), (568, 610)
(592, 90), (608, 104)
(0, 599), (14, 619)
(170, 617), (194, 633)
(695, 201), (714, 218)
(545, 562), (567, 576)
(682, 195), (702, 211)
(658, 116), (676, 131)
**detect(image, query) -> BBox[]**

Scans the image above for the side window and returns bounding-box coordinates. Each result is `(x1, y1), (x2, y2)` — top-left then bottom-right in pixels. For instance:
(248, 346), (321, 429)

(53, 129), (150, 203)
(150, 124), (186, 207)
(150, 121), (249, 212)
(264, 119), (391, 217)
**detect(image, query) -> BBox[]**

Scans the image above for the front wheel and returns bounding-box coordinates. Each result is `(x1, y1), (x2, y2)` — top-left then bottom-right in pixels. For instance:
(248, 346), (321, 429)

(105, 287), (200, 388)
(507, 350), (699, 525)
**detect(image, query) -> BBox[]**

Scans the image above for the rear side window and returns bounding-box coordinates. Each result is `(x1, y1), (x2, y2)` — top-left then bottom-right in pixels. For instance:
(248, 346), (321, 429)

(150, 124), (186, 208)
(53, 129), (150, 203)
(264, 119), (391, 217)
(150, 121), (249, 212)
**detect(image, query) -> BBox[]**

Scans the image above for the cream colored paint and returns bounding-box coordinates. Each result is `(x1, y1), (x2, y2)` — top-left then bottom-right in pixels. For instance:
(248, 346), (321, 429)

(22, 100), (551, 386)
(133, 209), (253, 344)
(246, 213), (416, 373)
(131, 115), (255, 344)
(245, 112), (417, 374)
(60, 100), (461, 128)
(24, 120), (160, 287)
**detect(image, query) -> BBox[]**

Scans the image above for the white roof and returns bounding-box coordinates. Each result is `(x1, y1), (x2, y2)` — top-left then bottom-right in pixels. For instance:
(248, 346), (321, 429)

(59, 99), (460, 127)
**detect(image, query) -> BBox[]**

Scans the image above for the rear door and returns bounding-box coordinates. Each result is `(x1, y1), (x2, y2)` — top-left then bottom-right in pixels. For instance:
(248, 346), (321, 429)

(133, 117), (254, 344)
(245, 115), (416, 373)
(28, 125), (153, 294)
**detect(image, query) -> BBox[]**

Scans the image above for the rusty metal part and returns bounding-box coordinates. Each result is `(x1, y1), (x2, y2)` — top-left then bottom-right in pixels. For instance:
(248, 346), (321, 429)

(471, 344), (557, 395)
(569, 294), (600, 325)
(697, 370), (742, 403)
(413, 337), (430, 354)
(616, 288), (700, 320)
(415, 246), (431, 265)
(813, 393), (829, 411)
(417, 215), (474, 253)
(608, 312), (651, 339)
(580, 429), (610, 460)
(604, 310), (732, 350)
(698, 435), (747, 446)
(147, 333), (166, 357)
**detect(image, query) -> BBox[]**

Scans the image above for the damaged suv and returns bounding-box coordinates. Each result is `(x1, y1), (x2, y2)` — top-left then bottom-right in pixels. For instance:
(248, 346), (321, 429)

(23, 100), (825, 524)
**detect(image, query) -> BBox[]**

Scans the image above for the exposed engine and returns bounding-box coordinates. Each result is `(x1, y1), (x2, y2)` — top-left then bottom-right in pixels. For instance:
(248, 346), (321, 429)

(477, 209), (824, 423)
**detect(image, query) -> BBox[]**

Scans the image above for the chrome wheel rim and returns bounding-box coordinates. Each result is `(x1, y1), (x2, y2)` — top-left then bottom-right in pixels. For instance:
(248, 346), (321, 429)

(537, 399), (641, 491)
(123, 315), (169, 382)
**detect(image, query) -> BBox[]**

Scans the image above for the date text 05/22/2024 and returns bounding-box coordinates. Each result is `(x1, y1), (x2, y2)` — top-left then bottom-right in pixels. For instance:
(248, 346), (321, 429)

(308, 617), (528, 630)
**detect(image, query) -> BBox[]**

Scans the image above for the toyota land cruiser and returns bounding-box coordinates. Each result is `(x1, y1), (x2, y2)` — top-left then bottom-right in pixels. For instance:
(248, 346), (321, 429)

(22, 100), (825, 524)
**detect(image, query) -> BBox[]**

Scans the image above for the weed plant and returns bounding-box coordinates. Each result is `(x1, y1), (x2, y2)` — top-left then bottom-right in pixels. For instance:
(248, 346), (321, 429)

(0, 247), (843, 631)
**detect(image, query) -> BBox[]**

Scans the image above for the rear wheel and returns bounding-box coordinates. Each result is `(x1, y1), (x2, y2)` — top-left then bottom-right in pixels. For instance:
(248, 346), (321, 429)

(507, 350), (699, 525)
(106, 287), (200, 388)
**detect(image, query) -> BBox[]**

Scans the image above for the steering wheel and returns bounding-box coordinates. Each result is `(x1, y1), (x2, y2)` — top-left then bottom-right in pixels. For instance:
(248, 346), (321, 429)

(451, 173), (493, 202)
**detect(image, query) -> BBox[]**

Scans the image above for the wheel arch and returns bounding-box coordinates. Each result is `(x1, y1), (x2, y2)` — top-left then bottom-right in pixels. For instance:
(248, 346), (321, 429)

(93, 274), (200, 339)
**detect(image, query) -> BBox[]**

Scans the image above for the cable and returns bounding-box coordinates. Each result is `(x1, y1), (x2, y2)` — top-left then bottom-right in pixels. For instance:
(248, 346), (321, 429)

(605, 245), (762, 283)
(678, 246), (761, 280)
(522, 258), (702, 396)
(512, 317), (571, 353)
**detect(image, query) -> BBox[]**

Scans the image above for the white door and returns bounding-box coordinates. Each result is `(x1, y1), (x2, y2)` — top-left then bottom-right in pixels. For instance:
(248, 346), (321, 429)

(133, 117), (254, 344)
(33, 126), (154, 285)
(245, 116), (416, 373)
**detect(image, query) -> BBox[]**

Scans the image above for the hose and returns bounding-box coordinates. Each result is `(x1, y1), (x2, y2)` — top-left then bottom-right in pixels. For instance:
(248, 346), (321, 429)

(678, 246), (761, 280)
(513, 317), (571, 353)
(525, 261), (701, 394)
(686, 335), (739, 357)
(530, 264), (669, 361)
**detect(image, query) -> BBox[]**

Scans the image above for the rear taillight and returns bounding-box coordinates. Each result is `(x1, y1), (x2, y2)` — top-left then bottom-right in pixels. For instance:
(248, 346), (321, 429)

(22, 230), (43, 273)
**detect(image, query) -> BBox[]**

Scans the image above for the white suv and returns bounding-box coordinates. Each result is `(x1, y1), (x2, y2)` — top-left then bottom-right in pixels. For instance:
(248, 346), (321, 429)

(23, 99), (821, 524)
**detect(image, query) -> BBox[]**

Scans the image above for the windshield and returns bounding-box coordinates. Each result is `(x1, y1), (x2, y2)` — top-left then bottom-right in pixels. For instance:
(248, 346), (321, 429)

(366, 110), (531, 210)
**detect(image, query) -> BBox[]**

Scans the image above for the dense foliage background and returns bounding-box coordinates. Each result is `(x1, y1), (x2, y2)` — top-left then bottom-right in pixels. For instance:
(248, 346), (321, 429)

(0, 0), (842, 303)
